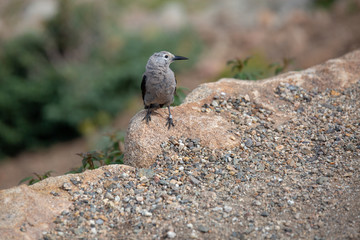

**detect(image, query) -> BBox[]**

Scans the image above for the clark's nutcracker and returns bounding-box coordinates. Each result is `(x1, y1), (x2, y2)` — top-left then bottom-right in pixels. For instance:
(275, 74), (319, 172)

(141, 51), (188, 129)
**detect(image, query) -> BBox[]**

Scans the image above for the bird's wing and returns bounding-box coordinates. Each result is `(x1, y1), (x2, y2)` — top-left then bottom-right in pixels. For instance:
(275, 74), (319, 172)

(174, 78), (177, 95)
(141, 74), (147, 101)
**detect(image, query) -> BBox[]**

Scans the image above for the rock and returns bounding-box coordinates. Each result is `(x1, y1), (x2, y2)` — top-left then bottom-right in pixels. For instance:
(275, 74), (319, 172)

(224, 205), (233, 213)
(124, 50), (360, 168)
(167, 231), (176, 238)
(0, 185), (72, 240)
(0, 165), (134, 240)
(316, 177), (329, 185)
(198, 225), (210, 233)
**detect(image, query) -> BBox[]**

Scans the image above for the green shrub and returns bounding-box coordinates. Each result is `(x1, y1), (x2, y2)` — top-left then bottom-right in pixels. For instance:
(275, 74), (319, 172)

(226, 56), (294, 80)
(0, 1), (202, 159)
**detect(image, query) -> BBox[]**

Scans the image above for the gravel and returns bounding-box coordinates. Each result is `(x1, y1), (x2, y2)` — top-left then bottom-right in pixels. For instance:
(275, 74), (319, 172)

(43, 81), (359, 239)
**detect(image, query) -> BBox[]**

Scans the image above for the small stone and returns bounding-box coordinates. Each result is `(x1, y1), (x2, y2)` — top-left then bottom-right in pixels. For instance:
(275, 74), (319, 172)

(95, 219), (104, 225)
(211, 100), (219, 107)
(318, 135), (326, 142)
(316, 177), (329, 185)
(90, 228), (97, 234)
(120, 172), (129, 178)
(330, 90), (341, 96)
(141, 210), (152, 217)
(198, 225), (209, 233)
(70, 177), (81, 185)
(62, 183), (72, 191)
(224, 205), (232, 213)
(261, 211), (269, 217)
(96, 188), (103, 194)
(105, 192), (114, 200)
(190, 231), (198, 239)
(209, 155), (216, 162)
(135, 195), (144, 202)
(137, 168), (155, 178)
(189, 175), (201, 185)
(212, 207), (223, 212)
(253, 200), (261, 206)
(50, 191), (59, 196)
(231, 232), (245, 240)
(244, 138), (253, 148)
(187, 223), (194, 229)
(167, 231), (176, 239)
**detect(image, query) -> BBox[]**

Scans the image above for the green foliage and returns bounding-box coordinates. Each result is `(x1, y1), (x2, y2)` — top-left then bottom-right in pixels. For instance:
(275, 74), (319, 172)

(227, 56), (294, 80)
(19, 171), (53, 185)
(173, 87), (188, 106)
(68, 131), (124, 174)
(19, 131), (125, 185)
(312, 0), (337, 9)
(0, 1), (202, 159)
(0, 34), (77, 157)
(227, 57), (263, 80)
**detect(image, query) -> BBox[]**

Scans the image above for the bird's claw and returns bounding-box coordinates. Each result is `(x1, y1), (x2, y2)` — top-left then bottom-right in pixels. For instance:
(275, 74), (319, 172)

(166, 117), (175, 129)
(142, 111), (152, 124)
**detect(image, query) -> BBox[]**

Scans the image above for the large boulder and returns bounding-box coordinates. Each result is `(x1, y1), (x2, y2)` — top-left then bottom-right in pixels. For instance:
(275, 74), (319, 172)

(0, 165), (134, 240)
(124, 50), (360, 168)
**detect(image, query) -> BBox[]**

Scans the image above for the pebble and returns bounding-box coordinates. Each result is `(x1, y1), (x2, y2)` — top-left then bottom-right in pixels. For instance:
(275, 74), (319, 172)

(224, 205), (232, 213)
(316, 177), (329, 185)
(62, 182), (72, 191)
(198, 225), (210, 233)
(167, 231), (176, 238)
(141, 210), (152, 217)
(253, 200), (262, 206)
(135, 195), (144, 202)
(189, 175), (201, 185)
(96, 219), (104, 225)
(260, 211), (269, 217)
(244, 138), (253, 148)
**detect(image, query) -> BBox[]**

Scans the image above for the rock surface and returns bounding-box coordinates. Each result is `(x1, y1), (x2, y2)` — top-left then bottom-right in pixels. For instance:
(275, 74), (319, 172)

(124, 50), (360, 168)
(0, 165), (134, 240)
(0, 50), (359, 240)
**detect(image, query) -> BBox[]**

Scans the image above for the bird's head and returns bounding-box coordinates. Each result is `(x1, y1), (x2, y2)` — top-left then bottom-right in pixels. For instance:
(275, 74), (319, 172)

(146, 51), (188, 70)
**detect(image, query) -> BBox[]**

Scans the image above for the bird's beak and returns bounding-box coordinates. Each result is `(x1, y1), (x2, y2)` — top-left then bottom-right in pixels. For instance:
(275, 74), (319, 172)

(173, 55), (188, 61)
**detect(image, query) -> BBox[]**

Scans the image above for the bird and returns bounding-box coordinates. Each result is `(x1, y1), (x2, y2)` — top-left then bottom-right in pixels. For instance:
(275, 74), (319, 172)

(141, 51), (188, 129)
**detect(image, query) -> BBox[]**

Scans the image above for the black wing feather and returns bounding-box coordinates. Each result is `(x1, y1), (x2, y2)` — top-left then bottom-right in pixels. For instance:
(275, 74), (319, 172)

(141, 75), (147, 102)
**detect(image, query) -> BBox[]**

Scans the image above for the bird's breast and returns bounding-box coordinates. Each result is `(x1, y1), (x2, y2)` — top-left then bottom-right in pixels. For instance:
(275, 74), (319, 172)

(144, 72), (176, 105)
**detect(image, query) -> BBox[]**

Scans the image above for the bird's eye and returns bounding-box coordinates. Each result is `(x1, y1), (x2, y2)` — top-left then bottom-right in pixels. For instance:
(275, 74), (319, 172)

(164, 55), (169, 59)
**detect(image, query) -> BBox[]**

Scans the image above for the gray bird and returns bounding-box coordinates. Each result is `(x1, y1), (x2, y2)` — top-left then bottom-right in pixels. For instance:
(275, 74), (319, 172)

(141, 51), (188, 129)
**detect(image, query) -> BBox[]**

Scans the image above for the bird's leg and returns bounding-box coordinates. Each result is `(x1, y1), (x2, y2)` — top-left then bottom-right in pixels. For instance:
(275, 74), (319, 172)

(142, 107), (152, 124)
(165, 106), (175, 129)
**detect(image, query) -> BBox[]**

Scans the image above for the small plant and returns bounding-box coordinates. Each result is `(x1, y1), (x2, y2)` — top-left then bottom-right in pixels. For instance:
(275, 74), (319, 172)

(19, 131), (124, 185)
(227, 57), (263, 80)
(227, 56), (294, 80)
(68, 131), (124, 174)
(312, 0), (337, 9)
(268, 58), (294, 76)
(19, 171), (53, 185)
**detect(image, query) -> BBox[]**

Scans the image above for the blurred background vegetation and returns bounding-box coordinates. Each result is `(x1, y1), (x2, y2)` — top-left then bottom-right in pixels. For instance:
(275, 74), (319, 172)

(0, 0), (202, 160)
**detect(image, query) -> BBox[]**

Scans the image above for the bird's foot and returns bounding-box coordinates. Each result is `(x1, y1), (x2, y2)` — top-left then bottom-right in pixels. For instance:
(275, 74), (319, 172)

(142, 110), (152, 124)
(165, 116), (175, 129)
